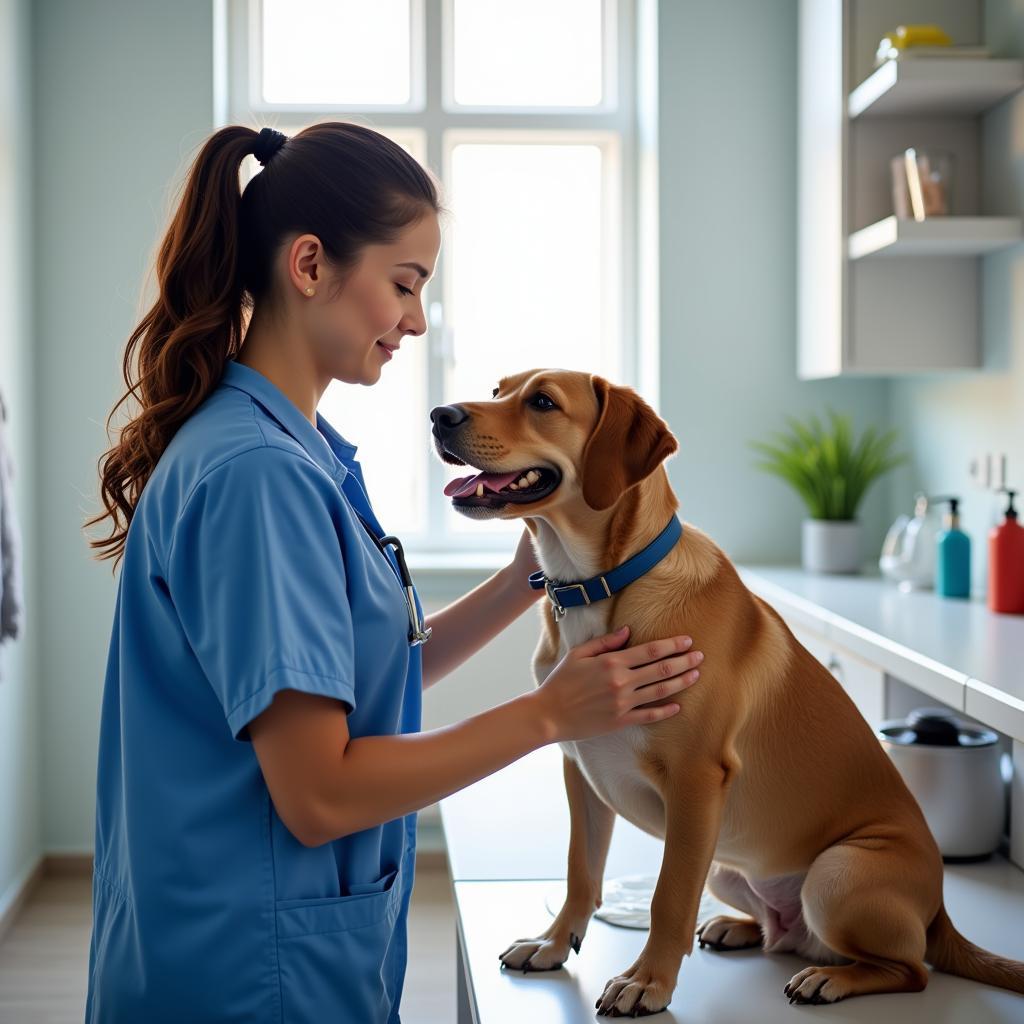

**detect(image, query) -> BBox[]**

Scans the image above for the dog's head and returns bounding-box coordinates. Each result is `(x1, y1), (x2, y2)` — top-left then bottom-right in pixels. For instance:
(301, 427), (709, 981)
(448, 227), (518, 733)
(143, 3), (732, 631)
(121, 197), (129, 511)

(431, 369), (678, 520)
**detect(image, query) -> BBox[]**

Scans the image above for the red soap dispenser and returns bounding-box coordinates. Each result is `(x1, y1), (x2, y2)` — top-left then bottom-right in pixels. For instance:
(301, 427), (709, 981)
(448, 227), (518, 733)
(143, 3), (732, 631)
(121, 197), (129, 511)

(988, 489), (1024, 614)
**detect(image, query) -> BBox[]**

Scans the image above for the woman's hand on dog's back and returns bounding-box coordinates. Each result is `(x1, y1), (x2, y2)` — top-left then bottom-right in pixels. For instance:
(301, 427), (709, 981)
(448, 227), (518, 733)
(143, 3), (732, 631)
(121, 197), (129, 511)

(530, 626), (703, 743)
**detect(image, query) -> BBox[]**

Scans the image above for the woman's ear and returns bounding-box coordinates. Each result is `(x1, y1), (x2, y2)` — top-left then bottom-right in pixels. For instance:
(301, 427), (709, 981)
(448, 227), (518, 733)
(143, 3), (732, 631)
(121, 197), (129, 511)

(581, 376), (678, 512)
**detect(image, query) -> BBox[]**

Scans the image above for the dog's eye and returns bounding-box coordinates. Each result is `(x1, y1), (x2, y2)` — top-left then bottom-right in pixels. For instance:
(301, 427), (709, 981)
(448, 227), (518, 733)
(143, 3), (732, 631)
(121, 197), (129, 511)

(528, 392), (558, 411)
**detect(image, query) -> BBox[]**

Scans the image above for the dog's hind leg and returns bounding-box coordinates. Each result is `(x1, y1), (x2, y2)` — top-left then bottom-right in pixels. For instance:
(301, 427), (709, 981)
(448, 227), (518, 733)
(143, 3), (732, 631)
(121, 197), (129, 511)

(698, 864), (764, 952)
(785, 839), (935, 1005)
(499, 755), (615, 972)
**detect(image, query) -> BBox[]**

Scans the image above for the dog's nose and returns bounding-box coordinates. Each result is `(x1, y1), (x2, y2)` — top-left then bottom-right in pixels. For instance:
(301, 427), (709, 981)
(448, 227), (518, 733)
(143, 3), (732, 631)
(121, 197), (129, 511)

(430, 405), (469, 433)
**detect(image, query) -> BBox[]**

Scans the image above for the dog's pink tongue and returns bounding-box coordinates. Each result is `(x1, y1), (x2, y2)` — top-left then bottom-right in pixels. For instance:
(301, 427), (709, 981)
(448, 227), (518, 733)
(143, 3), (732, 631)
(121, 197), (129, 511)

(444, 471), (521, 498)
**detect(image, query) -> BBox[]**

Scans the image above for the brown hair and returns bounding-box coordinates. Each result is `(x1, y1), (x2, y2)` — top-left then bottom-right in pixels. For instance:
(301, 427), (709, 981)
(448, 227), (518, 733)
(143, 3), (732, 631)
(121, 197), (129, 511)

(86, 122), (441, 565)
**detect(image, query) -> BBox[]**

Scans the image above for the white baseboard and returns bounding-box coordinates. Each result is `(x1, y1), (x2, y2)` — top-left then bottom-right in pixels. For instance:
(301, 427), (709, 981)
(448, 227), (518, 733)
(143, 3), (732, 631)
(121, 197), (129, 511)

(0, 855), (44, 944)
(0, 852), (94, 944)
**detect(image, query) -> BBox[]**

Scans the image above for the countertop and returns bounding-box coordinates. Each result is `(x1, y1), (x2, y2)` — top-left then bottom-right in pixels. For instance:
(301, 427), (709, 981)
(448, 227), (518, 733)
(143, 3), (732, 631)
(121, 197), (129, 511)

(739, 566), (1024, 742)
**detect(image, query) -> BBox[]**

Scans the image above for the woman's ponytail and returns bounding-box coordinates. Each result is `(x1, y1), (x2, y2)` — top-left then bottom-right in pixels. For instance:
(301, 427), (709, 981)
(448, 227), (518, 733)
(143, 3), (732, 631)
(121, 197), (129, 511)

(86, 121), (440, 566)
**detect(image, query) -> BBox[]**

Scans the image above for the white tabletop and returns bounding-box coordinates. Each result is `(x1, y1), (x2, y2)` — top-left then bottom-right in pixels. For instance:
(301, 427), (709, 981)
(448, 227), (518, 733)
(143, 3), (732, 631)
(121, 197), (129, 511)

(453, 863), (1024, 1023)
(441, 741), (1024, 1021)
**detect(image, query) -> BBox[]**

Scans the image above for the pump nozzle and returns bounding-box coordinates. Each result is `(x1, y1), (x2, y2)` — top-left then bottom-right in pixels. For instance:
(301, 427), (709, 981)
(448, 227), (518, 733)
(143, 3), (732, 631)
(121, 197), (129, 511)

(932, 496), (962, 529)
(999, 488), (1018, 519)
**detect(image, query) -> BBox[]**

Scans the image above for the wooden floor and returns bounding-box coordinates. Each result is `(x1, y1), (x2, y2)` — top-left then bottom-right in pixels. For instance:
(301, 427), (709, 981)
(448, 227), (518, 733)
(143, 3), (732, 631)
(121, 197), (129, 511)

(0, 859), (456, 1023)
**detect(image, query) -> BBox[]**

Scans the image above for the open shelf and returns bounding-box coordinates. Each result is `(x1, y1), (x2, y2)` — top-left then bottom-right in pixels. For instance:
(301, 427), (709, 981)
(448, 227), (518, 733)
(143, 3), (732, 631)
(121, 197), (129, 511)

(800, 1), (1023, 378)
(848, 58), (1024, 118)
(847, 215), (1023, 259)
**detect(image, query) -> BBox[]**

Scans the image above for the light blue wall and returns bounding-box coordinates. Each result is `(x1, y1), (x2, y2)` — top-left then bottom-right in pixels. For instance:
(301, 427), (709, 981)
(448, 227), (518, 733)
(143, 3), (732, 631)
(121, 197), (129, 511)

(657, 0), (892, 564)
(887, 0), (1024, 594)
(33, 0), (216, 851)
(29, 0), (899, 854)
(0, 0), (42, 909)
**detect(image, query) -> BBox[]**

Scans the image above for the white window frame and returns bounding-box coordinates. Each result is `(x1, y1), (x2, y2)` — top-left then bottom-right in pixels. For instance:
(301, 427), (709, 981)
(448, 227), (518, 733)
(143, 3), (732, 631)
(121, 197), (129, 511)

(216, 0), (650, 557)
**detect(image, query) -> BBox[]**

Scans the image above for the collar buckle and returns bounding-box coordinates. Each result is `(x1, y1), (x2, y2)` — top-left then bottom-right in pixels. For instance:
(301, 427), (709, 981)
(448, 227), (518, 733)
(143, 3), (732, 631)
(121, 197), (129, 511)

(545, 580), (591, 620)
(544, 580), (567, 619)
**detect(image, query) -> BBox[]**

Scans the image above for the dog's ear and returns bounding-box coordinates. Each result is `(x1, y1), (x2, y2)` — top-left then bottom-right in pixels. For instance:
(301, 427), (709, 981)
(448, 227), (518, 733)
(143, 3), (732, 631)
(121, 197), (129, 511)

(581, 376), (678, 511)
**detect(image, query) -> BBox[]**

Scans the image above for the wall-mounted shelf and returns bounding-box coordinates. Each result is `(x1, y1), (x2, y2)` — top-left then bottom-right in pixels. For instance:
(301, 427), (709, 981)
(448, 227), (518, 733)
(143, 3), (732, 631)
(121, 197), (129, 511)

(799, 0), (1024, 379)
(849, 57), (1024, 118)
(848, 215), (1023, 259)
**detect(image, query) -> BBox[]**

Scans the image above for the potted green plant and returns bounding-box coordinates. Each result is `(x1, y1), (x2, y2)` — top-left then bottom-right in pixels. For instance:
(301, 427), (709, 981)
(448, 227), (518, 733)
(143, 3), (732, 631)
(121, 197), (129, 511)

(751, 411), (906, 574)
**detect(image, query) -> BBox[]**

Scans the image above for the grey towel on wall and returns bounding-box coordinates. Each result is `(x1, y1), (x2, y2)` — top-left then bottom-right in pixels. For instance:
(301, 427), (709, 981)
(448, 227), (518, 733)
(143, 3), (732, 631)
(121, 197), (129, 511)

(0, 391), (23, 641)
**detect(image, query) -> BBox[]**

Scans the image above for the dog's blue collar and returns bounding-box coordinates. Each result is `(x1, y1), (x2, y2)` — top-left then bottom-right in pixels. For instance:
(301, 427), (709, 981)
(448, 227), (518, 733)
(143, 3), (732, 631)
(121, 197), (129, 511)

(528, 515), (683, 619)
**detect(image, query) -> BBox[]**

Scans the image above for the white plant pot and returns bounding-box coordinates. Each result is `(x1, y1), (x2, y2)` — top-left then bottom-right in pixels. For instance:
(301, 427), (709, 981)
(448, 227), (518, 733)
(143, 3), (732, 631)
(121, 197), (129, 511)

(802, 519), (862, 574)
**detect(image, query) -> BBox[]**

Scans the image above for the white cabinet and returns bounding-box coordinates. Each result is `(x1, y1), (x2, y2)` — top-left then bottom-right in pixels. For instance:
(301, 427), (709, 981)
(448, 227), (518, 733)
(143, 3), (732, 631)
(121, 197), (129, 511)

(797, 0), (1024, 378)
(1014, 742), (1024, 871)
(827, 646), (887, 730)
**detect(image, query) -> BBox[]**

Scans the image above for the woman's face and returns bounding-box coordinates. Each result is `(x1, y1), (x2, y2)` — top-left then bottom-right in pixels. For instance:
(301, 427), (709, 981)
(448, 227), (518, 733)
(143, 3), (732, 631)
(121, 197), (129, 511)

(303, 212), (441, 387)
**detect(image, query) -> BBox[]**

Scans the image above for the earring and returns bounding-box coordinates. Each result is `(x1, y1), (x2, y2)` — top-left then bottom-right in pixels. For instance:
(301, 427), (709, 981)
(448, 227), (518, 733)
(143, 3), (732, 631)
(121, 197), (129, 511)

(304, 286), (315, 296)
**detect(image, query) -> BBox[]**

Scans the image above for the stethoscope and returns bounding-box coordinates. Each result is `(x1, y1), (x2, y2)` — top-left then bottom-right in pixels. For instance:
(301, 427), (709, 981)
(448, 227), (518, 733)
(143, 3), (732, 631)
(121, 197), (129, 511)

(354, 511), (432, 647)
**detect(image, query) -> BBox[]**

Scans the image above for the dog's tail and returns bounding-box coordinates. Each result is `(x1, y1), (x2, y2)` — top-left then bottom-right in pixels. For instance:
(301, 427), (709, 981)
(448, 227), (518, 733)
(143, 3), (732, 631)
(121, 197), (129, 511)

(926, 905), (1024, 994)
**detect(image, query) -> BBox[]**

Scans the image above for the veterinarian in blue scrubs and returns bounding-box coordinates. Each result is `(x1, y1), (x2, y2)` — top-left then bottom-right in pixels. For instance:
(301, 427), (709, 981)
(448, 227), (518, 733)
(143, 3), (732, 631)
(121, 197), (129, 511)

(88, 360), (422, 1022)
(84, 123), (703, 1023)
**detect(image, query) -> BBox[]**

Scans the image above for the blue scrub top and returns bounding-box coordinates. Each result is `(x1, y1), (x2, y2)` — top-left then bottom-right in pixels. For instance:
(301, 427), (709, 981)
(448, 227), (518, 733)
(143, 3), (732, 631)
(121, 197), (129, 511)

(86, 360), (423, 1024)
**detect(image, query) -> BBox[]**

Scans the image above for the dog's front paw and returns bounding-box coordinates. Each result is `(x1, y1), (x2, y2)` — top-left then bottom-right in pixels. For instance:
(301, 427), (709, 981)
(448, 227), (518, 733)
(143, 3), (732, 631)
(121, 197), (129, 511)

(696, 914), (762, 952)
(595, 958), (676, 1017)
(498, 928), (582, 973)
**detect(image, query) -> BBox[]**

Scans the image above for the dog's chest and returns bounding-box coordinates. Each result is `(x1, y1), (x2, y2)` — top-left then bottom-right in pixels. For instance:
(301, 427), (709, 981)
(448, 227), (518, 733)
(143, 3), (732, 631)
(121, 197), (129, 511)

(554, 602), (610, 653)
(559, 729), (663, 835)
(550, 609), (665, 837)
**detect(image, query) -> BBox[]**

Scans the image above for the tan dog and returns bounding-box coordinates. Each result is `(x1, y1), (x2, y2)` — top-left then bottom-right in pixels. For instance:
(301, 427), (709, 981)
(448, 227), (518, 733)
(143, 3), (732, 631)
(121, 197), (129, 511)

(431, 369), (1024, 1016)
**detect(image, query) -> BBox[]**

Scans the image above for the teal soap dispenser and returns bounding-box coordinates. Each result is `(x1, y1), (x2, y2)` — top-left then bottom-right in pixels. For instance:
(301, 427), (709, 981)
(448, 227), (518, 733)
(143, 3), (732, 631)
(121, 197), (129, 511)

(935, 497), (971, 598)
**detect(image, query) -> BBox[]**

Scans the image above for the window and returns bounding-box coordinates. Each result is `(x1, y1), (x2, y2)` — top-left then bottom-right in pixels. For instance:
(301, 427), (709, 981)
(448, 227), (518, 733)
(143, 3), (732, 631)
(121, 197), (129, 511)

(221, 0), (645, 553)
(448, 0), (608, 109)
(259, 1), (419, 107)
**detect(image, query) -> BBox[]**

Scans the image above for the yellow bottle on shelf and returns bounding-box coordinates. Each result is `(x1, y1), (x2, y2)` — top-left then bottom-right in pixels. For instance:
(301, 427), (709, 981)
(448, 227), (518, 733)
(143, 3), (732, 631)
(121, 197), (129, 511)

(876, 25), (952, 65)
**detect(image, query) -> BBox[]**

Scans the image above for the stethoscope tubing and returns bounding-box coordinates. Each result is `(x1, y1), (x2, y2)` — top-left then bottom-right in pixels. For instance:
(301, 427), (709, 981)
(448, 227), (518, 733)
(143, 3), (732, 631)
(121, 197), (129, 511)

(354, 512), (432, 647)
